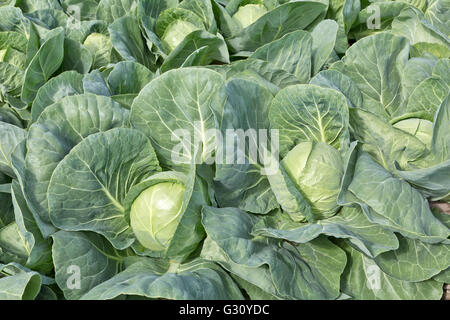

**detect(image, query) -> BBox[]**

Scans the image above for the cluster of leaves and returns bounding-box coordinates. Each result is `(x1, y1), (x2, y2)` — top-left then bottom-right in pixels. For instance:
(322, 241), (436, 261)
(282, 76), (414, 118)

(0, 0), (449, 300)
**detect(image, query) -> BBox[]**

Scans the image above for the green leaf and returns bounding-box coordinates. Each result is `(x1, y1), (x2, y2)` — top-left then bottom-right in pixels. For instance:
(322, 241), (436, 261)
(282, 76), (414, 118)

(48, 128), (160, 249)
(61, 38), (93, 74)
(340, 148), (450, 243)
(0, 222), (28, 265)
(0, 269), (41, 300)
(373, 235), (450, 282)
(339, 241), (444, 300)
(24, 94), (129, 236)
(214, 78), (278, 215)
(21, 27), (64, 104)
(310, 69), (363, 109)
(0, 121), (26, 178)
(160, 30), (229, 72)
(249, 30), (312, 84)
(11, 180), (53, 274)
(391, 7), (450, 59)
(52, 231), (125, 300)
(201, 206), (347, 300)
(130, 67), (226, 168)
(96, 0), (139, 23)
(349, 108), (427, 170)
(227, 1), (328, 52)
(269, 84), (350, 157)
(109, 16), (154, 68)
(31, 71), (84, 122)
(0, 61), (24, 96)
(81, 258), (244, 300)
(332, 32), (409, 120)
(254, 206), (399, 258)
(310, 20), (339, 76)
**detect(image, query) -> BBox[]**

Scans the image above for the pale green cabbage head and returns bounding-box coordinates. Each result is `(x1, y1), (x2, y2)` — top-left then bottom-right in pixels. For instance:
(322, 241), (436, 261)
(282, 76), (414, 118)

(281, 141), (344, 219)
(162, 20), (202, 52)
(232, 4), (268, 29)
(130, 182), (186, 251)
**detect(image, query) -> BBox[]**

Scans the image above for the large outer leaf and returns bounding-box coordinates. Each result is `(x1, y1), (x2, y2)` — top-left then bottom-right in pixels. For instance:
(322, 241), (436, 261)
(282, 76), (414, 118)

(425, 0), (450, 36)
(48, 128), (160, 249)
(160, 30), (229, 72)
(11, 181), (52, 274)
(348, 2), (409, 39)
(391, 7), (450, 59)
(214, 78), (278, 214)
(431, 93), (449, 161)
(201, 206), (347, 300)
(106, 61), (155, 109)
(31, 71), (84, 122)
(0, 269), (41, 300)
(10, 140), (51, 238)
(399, 76), (448, 121)
(310, 19), (339, 76)
(24, 94), (129, 237)
(61, 38), (93, 74)
(349, 108), (427, 170)
(52, 231), (124, 300)
(395, 159), (450, 200)
(0, 222), (28, 265)
(400, 57), (437, 103)
(107, 61), (154, 96)
(81, 258), (244, 300)
(21, 27), (64, 104)
(96, 0), (139, 23)
(332, 32), (409, 120)
(253, 206), (399, 258)
(249, 30), (312, 84)
(130, 67), (226, 168)
(373, 235), (450, 282)
(226, 1), (328, 52)
(340, 148), (449, 243)
(109, 16), (154, 68)
(395, 94), (450, 200)
(0, 121), (26, 178)
(0, 173), (13, 228)
(310, 69), (363, 109)
(269, 84), (350, 157)
(339, 241), (444, 300)
(223, 58), (302, 93)
(0, 62), (23, 96)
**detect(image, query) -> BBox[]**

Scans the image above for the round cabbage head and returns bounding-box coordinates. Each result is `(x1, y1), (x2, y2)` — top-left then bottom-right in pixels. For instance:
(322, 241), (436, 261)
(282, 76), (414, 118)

(232, 4), (268, 29)
(281, 141), (344, 219)
(130, 182), (186, 252)
(162, 20), (202, 52)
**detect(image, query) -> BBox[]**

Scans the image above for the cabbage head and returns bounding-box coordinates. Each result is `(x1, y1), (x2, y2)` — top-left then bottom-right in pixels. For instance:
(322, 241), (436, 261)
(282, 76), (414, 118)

(162, 20), (202, 52)
(130, 182), (186, 251)
(232, 4), (268, 29)
(281, 141), (344, 219)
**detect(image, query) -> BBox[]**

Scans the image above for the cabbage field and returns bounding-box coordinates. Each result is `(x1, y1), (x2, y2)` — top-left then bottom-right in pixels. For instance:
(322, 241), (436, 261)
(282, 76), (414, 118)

(0, 0), (449, 300)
